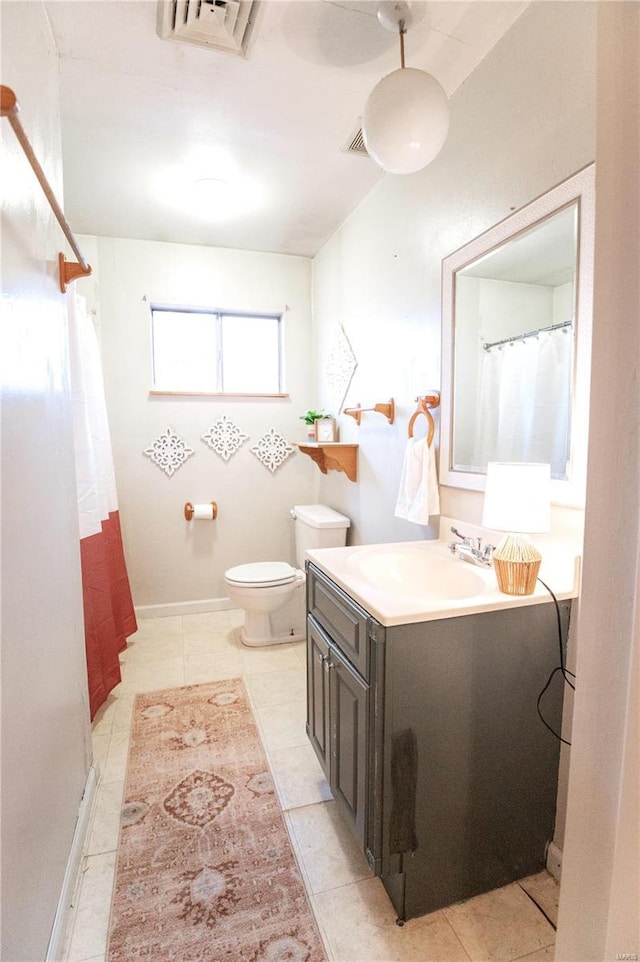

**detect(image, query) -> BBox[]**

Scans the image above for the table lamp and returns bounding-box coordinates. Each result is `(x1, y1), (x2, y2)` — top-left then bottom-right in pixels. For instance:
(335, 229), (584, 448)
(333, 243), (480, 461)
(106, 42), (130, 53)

(482, 462), (551, 595)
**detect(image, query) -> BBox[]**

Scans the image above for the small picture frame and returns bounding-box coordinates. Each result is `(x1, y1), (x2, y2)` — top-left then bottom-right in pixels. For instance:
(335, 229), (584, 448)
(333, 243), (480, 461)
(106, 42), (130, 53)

(316, 417), (337, 442)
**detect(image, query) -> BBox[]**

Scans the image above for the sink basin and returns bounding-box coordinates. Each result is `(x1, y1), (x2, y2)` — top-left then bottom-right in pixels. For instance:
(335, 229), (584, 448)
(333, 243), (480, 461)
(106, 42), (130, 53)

(346, 544), (490, 600)
(307, 526), (578, 627)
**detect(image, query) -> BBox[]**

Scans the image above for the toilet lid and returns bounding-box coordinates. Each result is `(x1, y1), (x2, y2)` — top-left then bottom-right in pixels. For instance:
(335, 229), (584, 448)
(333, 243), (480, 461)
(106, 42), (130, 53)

(225, 561), (298, 588)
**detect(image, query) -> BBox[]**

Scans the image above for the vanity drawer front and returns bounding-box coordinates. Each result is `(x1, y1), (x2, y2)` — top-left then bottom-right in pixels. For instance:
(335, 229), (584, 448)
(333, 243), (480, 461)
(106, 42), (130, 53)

(307, 564), (370, 679)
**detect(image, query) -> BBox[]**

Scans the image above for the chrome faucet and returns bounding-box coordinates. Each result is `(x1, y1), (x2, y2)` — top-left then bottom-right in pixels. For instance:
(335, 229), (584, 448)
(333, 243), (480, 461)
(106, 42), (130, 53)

(447, 526), (495, 567)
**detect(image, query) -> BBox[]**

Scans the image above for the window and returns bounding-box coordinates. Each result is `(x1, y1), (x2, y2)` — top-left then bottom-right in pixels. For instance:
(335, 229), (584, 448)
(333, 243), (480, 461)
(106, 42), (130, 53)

(150, 305), (284, 394)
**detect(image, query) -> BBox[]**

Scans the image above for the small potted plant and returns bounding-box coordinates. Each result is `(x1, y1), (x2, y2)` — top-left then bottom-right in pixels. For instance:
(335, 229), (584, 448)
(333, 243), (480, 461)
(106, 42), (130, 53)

(300, 410), (330, 441)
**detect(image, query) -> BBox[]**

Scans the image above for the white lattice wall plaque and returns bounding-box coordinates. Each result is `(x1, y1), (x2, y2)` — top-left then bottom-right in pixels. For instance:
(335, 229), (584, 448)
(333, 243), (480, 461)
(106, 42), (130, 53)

(251, 428), (294, 473)
(201, 415), (248, 461)
(324, 324), (358, 412)
(144, 427), (194, 476)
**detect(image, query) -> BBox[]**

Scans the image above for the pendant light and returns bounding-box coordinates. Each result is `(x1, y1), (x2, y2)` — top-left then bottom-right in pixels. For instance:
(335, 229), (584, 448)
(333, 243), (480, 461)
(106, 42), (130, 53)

(362, 1), (449, 175)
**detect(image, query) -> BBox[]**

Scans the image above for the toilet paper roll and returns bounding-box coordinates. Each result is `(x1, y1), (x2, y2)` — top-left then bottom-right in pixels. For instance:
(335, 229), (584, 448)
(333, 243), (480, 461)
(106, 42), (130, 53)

(193, 503), (216, 520)
(184, 502), (218, 521)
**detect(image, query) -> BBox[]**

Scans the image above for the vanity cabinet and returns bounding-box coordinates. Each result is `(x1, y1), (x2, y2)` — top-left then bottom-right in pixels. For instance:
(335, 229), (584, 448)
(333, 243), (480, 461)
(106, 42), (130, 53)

(305, 562), (571, 921)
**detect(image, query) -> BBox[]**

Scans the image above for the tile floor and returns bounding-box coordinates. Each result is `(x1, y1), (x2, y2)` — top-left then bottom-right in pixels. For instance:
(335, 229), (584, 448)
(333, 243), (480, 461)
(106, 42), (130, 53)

(62, 610), (560, 962)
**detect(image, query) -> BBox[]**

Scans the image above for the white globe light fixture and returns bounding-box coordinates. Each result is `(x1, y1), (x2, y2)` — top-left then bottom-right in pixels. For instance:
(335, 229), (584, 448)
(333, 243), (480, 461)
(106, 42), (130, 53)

(362, 2), (449, 175)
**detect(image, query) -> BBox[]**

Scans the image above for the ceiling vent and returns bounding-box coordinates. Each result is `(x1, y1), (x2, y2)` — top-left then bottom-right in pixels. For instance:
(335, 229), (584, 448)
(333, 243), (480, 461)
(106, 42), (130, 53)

(342, 123), (370, 158)
(157, 0), (259, 58)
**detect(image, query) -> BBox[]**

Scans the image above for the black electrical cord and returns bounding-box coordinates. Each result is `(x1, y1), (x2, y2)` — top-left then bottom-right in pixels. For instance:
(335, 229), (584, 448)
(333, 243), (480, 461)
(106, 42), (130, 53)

(536, 577), (576, 746)
(538, 576), (576, 688)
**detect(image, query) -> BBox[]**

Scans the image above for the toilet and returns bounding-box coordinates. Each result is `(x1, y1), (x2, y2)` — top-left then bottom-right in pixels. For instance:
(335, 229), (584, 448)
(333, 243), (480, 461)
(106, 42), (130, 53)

(224, 504), (350, 647)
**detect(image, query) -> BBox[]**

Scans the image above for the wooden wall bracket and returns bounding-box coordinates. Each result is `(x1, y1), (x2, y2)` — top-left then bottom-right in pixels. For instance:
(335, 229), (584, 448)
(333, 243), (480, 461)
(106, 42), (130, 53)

(59, 253), (92, 293)
(293, 443), (358, 482)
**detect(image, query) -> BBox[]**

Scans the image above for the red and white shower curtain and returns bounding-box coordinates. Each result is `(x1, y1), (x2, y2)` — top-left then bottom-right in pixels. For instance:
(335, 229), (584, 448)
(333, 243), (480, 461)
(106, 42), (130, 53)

(68, 292), (137, 719)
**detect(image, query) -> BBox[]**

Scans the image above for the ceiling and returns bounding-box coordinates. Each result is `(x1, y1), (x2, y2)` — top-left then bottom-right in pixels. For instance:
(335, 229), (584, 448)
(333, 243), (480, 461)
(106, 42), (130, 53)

(462, 205), (578, 287)
(46, 0), (528, 258)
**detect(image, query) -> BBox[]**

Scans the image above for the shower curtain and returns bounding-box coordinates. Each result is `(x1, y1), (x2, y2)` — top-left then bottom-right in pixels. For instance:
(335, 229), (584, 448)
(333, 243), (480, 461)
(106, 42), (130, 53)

(68, 292), (137, 719)
(473, 327), (572, 478)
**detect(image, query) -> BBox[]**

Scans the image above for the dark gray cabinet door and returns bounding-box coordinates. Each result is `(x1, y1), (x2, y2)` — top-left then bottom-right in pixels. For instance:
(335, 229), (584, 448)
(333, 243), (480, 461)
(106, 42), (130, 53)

(306, 618), (330, 774)
(328, 645), (368, 848)
(306, 612), (369, 850)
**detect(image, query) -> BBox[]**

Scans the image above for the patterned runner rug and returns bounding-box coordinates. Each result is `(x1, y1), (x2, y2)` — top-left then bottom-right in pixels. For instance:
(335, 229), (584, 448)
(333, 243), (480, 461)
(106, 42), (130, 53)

(107, 679), (327, 961)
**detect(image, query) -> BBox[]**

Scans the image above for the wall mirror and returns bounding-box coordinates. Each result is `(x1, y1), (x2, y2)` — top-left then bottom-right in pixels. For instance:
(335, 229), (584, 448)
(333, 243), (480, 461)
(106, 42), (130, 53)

(440, 164), (594, 507)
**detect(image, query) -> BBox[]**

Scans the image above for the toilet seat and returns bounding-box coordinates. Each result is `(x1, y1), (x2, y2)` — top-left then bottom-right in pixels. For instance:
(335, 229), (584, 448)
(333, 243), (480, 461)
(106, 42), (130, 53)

(225, 561), (299, 588)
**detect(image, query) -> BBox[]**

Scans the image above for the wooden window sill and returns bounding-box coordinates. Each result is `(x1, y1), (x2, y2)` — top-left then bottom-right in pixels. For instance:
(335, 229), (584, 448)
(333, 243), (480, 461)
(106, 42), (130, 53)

(149, 391), (290, 399)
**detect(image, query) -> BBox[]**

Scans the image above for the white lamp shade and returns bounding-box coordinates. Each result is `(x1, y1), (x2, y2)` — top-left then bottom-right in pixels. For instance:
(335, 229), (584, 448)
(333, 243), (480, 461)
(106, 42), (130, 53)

(482, 462), (551, 533)
(362, 67), (449, 174)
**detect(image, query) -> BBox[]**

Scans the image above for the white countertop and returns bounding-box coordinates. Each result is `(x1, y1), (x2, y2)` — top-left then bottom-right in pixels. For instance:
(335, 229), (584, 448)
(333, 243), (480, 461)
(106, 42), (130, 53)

(306, 525), (580, 628)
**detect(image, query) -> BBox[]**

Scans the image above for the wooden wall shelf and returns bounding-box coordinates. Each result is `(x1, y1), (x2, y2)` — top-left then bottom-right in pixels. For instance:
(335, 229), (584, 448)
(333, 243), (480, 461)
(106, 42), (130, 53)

(293, 442), (358, 482)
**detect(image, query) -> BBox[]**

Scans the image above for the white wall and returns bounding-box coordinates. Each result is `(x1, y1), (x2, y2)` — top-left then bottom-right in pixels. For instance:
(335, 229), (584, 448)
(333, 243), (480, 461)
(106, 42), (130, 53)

(81, 236), (317, 608)
(553, 281), (574, 327)
(0, 3), (92, 959)
(312, 1), (596, 541)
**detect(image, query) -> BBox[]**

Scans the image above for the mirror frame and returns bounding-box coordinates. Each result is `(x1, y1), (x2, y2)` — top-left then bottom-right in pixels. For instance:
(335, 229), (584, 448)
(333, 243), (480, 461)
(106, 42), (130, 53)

(440, 163), (595, 507)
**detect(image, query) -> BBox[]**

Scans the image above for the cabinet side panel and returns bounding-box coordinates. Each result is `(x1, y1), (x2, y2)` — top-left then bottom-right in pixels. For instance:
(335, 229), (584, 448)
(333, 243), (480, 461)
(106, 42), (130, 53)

(385, 602), (570, 918)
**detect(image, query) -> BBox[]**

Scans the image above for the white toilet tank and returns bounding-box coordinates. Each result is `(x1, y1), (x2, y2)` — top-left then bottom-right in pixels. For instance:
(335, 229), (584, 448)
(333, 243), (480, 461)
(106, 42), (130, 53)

(291, 504), (350, 569)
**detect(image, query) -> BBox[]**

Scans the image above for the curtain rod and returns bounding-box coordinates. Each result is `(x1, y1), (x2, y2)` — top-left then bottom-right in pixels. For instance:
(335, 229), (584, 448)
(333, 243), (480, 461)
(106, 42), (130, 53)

(1, 85), (92, 293)
(483, 320), (572, 352)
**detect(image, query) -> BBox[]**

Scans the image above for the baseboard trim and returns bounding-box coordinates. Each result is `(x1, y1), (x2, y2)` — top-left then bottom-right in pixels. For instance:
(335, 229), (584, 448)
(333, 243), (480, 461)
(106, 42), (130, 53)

(135, 597), (234, 619)
(46, 761), (100, 962)
(547, 841), (563, 881)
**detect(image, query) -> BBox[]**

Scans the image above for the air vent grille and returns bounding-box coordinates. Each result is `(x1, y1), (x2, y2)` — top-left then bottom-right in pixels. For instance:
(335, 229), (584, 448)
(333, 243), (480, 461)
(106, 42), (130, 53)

(157, 0), (258, 57)
(343, 124), (370, 157)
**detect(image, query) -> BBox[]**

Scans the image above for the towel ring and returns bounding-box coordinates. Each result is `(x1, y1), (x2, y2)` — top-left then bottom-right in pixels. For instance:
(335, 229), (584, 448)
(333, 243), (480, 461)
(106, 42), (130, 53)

(408, 393), (440, 447)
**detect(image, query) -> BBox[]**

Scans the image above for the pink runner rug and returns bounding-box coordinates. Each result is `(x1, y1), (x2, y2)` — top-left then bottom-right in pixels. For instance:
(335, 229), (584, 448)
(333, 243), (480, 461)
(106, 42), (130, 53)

(107, 679), (327, 961)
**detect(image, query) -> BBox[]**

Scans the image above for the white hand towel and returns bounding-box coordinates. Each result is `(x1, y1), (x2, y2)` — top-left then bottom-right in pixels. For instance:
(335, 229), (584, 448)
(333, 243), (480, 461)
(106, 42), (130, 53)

(394, 438), (440, 524)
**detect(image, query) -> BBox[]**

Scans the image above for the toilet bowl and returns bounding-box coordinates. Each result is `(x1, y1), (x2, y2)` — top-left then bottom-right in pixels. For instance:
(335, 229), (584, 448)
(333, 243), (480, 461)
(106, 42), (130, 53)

(225, 561), (306, 647)
(224, 504), (350, 647)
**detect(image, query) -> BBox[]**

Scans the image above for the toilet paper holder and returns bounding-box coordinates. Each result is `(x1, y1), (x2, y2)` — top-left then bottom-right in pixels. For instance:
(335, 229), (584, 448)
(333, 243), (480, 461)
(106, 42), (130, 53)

(184, 501), (218, 521)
